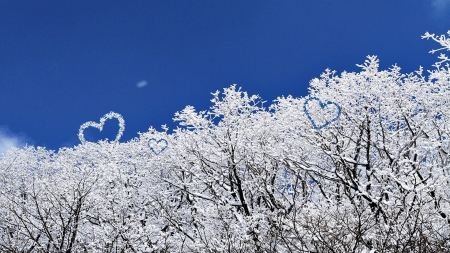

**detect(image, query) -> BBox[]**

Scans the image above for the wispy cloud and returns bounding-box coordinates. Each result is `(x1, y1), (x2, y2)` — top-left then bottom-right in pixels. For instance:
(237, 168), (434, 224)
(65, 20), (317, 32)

(136, 80), (148, 88)
(432, 0), (450, 16)
(0, 127), (27, 156)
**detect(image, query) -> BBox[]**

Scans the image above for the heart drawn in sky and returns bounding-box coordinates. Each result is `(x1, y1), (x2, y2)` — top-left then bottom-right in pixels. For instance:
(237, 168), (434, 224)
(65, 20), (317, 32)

(303, 97), (341, 130)
(78, 111), (125, 144)
(148, 138), (168, 155)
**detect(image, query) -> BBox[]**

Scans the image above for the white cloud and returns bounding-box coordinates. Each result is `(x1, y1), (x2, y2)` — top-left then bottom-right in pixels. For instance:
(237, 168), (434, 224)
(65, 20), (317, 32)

(136, 80), (148, 88)
(0, 127), (27, 156)
(432, 0), (450, 16)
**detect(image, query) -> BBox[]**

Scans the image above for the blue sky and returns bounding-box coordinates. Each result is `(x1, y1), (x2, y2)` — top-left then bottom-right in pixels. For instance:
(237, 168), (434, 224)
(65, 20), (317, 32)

(1, 1), (449, 152)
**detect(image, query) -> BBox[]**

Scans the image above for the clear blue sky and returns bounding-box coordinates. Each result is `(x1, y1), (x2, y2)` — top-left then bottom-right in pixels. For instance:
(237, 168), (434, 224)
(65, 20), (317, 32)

(1, 0), (449, 152)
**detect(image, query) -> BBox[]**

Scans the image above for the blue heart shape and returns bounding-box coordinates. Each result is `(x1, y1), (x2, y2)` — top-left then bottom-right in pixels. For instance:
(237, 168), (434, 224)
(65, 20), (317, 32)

(148, 138), (168, 155)
(303, 97), (341, 130)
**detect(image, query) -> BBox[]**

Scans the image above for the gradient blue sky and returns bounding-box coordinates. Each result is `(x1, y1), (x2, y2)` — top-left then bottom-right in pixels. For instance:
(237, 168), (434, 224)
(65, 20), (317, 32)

(1, 0), (449, 152)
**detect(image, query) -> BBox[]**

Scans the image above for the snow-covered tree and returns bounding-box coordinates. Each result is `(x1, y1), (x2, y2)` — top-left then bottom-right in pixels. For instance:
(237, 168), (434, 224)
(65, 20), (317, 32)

(1, 30), (450, 252)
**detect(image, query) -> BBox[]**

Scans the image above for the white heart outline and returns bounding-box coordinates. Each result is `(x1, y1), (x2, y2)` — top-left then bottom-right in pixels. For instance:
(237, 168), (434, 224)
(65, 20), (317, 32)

(78, 111), (125, 144)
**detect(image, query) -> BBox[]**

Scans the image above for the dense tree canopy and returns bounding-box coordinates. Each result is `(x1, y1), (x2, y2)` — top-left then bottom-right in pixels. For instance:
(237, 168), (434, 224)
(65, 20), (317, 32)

(1, 31), (450, 252)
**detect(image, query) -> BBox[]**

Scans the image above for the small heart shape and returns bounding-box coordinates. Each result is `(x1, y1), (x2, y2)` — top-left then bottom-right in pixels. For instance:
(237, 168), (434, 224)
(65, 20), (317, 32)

(78, 112), (125, 144)
(303, 97), (341, 130)
(148, 138), (168, 155)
